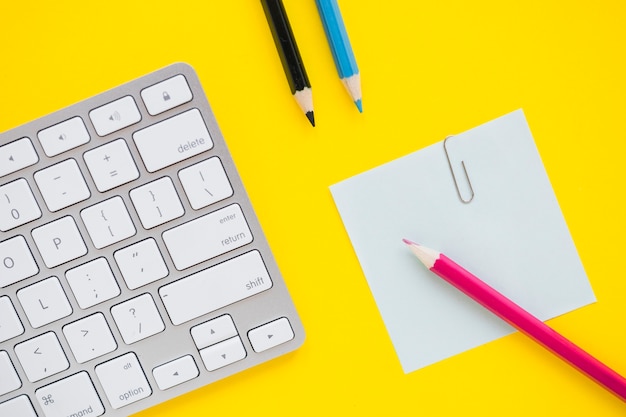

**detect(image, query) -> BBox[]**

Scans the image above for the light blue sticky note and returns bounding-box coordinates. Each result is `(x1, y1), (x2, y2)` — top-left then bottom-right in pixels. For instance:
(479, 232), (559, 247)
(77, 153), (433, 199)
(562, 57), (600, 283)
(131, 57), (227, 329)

(330, 109), (596, 373)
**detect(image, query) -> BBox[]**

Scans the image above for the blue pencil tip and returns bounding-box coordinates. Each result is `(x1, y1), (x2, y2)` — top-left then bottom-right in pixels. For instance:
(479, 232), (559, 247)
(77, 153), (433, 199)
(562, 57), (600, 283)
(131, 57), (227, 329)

(355, 99), (363, 113)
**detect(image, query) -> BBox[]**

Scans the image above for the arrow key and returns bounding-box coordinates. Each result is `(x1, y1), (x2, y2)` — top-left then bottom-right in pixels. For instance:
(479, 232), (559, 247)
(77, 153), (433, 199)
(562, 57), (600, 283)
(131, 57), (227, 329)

(248, 317), (295, 353)
(190, 314), (237, 349)
(152, 355), (199, 390)
(199, 336), (246, 371)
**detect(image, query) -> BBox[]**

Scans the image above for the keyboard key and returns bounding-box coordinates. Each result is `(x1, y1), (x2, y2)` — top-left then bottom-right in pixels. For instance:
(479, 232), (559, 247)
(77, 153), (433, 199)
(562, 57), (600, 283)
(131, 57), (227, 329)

(114, 238), (169, 289)
(248, 317), (294, 353)
(0, 178), (42, 232)
(15, 332), (69, 382)
(89, 95), (141, 137)
(162, 203), (252, 271)
(0, 296), (25, 342)
(17, 276), (72, 328)
(0, 138), (39, 178)
(83, 138), (140, 192)
(81, 196), (136, 249)
(35, 371), (104, 417)
(32, 216), (88, 268)
(0, 395), (37, 417)
(133, 108), (213, 172)
(152, 355), (199, 390)
(130, 176), (185, 229)
(178, 157), (233, 210)
(141, 74), (193, 116)
(0, 350), (22, 395)
(199, 336), (246, 371)
(191, 315), (237, 349)
(111, 294), (165, 344)
(159, 250), (272, 326)
(37, 116), (90, 157)
(66, 257), (121, 308)
(0, 235), (39, 288)
(63, 313), (117, 363)
(34, 159), (91, 212)
(95, 352), (152, 409)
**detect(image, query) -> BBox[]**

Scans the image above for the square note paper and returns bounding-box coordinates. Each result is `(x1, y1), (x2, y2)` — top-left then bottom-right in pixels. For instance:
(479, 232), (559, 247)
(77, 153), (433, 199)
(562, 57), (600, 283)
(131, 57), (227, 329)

(330, 110), (595, 373)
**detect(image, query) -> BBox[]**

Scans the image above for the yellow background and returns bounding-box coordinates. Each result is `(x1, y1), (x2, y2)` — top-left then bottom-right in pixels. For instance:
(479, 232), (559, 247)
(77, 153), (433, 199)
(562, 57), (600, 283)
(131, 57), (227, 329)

(2, 0), (626, 415)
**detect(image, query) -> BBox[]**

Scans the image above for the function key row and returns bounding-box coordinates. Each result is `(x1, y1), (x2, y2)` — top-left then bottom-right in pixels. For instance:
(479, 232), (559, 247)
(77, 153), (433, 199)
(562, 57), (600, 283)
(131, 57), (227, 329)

(0, 74), (193, 181)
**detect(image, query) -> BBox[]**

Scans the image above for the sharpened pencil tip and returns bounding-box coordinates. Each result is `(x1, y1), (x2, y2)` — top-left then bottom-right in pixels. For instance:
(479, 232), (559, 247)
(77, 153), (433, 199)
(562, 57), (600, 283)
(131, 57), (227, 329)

(355, 99), (363, 113)
(306, 111), (315, 126)
(402, 238), (417, 246)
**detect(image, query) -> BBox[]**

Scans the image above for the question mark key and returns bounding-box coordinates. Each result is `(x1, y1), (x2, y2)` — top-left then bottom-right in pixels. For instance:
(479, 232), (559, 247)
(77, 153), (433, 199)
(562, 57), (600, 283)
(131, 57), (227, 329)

(111, 294), (165, 344)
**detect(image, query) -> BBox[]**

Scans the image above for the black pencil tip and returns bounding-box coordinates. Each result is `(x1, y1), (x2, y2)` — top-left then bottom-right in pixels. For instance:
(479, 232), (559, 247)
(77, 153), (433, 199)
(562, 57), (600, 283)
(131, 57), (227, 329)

(306, 111), (315, 127)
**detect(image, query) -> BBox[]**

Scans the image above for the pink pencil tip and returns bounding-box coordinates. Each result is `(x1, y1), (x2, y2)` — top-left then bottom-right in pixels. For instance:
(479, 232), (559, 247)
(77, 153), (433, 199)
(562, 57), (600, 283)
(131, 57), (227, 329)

(402, 238), (418, 246)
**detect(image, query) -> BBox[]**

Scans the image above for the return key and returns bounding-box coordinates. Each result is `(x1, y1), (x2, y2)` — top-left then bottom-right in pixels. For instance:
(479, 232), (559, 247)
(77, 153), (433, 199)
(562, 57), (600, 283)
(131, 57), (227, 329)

(162, 203), (253, 270)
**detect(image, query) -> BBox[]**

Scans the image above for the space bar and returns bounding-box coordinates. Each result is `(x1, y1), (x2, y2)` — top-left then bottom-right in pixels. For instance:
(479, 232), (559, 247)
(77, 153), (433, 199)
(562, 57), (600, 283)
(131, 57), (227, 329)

(159, 251), (273, 325)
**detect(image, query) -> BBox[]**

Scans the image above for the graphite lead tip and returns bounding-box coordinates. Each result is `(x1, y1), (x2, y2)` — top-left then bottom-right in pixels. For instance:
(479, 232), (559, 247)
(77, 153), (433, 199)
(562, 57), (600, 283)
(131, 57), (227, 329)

(306, 111), (315, 127)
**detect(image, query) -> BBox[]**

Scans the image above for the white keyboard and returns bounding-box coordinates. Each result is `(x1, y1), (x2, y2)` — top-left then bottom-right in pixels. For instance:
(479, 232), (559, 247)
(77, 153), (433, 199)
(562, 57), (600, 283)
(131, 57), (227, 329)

(0, 63), (304, 417)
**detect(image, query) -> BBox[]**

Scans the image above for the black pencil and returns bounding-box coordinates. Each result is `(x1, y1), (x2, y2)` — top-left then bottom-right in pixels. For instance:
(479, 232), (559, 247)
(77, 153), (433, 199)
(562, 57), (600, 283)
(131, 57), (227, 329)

(261, 0), (315, 126)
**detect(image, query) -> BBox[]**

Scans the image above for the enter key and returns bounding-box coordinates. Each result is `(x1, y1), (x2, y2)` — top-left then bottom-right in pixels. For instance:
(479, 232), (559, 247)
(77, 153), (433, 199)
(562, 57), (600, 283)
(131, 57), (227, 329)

(162, 203), (253, 270)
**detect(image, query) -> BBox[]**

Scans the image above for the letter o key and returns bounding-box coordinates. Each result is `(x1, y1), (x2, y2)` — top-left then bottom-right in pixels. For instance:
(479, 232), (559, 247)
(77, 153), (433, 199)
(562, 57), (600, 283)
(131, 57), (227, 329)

(3, 257), (14, 269)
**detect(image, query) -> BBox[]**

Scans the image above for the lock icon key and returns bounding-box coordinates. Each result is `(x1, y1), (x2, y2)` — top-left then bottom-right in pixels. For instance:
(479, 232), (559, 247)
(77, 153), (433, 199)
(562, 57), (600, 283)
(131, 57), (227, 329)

(162, 91), (171, 101)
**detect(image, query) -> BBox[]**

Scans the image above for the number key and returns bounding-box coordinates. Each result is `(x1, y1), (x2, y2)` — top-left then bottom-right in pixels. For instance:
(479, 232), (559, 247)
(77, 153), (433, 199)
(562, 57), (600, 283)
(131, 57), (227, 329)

(0, 178), (42, 232)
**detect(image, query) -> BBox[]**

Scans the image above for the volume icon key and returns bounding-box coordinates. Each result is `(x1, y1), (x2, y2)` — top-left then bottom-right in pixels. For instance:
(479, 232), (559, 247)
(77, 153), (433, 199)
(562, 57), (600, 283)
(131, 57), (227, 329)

(89, 96), (141, 137)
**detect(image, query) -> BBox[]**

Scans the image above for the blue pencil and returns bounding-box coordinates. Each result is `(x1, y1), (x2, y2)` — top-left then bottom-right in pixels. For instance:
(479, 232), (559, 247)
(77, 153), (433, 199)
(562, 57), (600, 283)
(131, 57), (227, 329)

(315, 0), (362, 112)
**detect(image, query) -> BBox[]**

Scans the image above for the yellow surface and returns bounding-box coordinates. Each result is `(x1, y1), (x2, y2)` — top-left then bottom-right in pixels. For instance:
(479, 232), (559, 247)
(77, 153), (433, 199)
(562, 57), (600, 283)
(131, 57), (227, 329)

(1, 0), (626, 415)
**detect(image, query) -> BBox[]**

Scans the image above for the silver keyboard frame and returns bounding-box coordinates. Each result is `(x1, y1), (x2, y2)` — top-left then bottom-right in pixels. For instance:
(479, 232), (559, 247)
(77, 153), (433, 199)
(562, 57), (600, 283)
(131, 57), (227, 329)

(0, 63), (304, 416)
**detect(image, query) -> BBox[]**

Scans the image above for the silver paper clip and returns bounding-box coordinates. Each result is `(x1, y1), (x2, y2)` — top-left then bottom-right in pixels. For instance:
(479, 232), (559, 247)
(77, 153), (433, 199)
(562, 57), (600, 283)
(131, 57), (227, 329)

(443, 136), (475, 204)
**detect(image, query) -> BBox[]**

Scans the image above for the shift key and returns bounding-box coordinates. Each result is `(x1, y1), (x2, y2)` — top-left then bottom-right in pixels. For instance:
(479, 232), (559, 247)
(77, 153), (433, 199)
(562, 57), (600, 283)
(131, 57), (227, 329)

(160, 250), (272, 325)
(133, 108), (213, 172)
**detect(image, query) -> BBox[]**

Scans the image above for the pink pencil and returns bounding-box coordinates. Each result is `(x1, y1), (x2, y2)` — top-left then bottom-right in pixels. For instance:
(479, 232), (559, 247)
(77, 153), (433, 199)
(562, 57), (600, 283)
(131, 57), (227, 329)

(402, 238), (626, 401)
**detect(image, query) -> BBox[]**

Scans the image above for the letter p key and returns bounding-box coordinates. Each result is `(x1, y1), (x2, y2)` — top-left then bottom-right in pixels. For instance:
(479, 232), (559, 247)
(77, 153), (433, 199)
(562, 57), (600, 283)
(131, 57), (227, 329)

(32, 216), (88, 269)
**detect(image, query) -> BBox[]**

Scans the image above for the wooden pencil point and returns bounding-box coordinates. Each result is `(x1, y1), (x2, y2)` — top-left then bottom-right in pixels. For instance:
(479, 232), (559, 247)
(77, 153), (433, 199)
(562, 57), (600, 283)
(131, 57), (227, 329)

(355, 99), (363, 113)
(306, 111), (315, 127)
